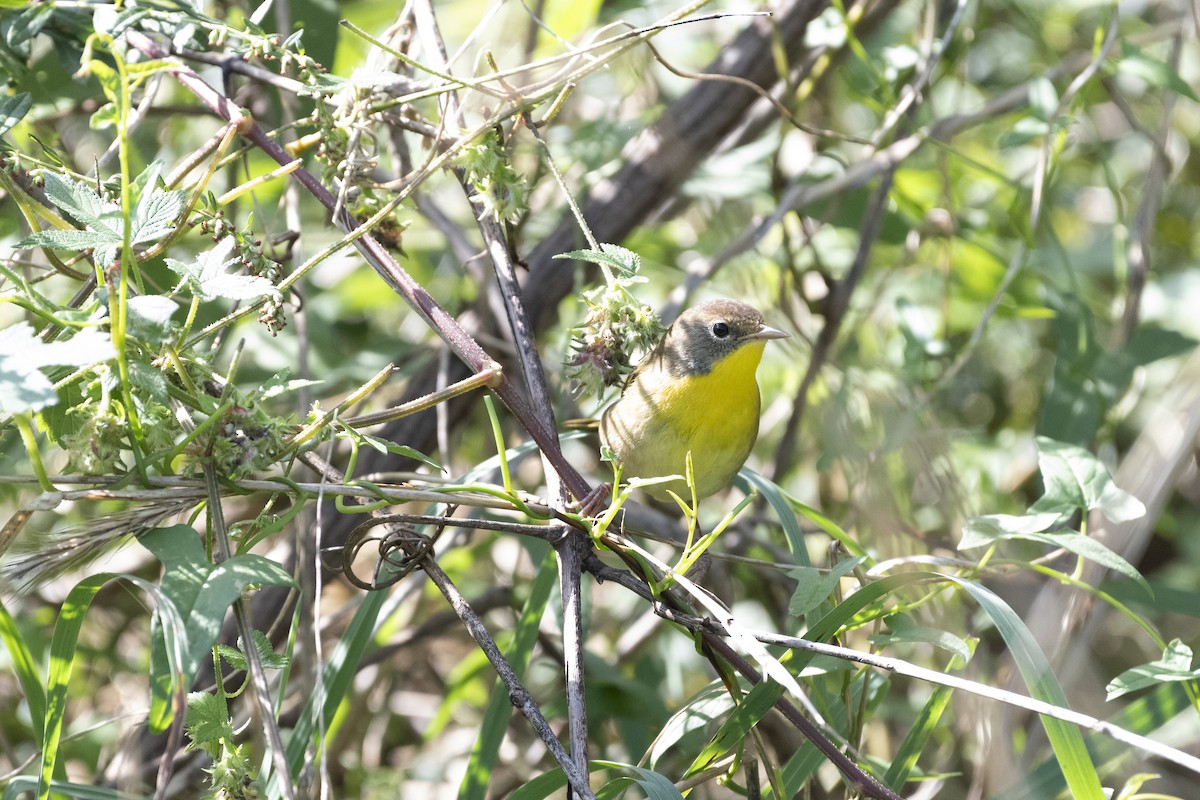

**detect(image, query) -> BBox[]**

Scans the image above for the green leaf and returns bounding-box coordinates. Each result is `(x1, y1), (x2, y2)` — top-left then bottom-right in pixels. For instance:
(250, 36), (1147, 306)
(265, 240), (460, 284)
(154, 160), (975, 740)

(166, 238), (275, 302)
(0, 91), (32, 137)
(597, 764), (682, 800)
(139, 526), (295, 732)
(16, 171), (184, 264)
(131, 182), (185, 246)
(1115, 42), (1199, 102)
(960, 512), (1060, 549)
(1029, 437), (1146, 523)
(1023, 531), (1151, 596)
(1027, 77), (1059, 121)
(16, 227), (119, 254)
(646, 685), (735, 769)
(184, 690), (233, 746)
(554, 243), (641, 278)
(258, 370), (322, 400)
(803, 6), (847, 48)
(38, 573), (186, 800)
(0, 323), (116, 413)
(1123, 326), (1197, 366)
(787, 556), (865, 616)
(735, 469), (815, 566)
(0, 601), (46, 736)
(351, 429), (443, 471)
(868, 613), (972, 663)
(39, 171), (116, 233)
(216, 629), (290, 671)
(998, 116), (1050, 149)
(1105, 639), (1200, 701)
(127, 360), (171, 404)
(1, 778), (136, 800)
(961, 510), (1150, 595)
(89, 102), (118, 131)
(947, 577), (1105, 799)
(126, 295), (178, 343)
(509, 761), (680, 800)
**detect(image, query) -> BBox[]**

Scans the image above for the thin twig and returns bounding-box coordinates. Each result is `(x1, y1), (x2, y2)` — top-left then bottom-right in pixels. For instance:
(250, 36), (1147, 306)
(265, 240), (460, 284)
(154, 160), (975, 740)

(410, 4), (594, 787)
(772, 167), (896, 480)
(1119, 30), (1181, 341)
(419, 541), (598, 799)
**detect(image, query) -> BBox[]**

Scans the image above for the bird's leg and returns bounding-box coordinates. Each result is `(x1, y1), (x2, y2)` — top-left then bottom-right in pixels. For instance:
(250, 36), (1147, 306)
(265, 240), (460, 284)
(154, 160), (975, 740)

(574, 482), (613, 518)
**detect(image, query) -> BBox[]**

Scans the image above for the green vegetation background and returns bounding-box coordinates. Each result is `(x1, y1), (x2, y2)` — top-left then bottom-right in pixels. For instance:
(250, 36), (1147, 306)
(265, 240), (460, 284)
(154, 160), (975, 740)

(1, 0), (1199, 798)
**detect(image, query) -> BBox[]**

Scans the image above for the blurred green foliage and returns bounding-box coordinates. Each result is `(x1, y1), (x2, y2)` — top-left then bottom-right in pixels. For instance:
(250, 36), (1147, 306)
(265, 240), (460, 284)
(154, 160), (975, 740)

(2, 0), (1200, 798)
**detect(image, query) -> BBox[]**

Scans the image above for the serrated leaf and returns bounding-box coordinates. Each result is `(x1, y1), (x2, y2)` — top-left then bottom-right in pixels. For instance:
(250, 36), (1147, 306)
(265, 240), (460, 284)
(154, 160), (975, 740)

(132, 185), (185, 245)
(19, 171), (184, 260)
(554, 243), (641, 278)
(39, 381), (85, 445)
(787, 556), (865, 616)
(1106, 639), (1200, 700)
(0, 323), (116, 412)
(166, 238), (275, 302)
(41, 171), (112, 230)
(0, 91), (32, 137)
(17, 226), (120, 253)
(128, 360), (171, 404)
(598, 243), (641, 276)
(185, 691), (232, 745)
(1029, 437), (1146, 523)
(959, 512), (1060, 549)
(217, 629), (290, 671)
(126, 295), (178, 343)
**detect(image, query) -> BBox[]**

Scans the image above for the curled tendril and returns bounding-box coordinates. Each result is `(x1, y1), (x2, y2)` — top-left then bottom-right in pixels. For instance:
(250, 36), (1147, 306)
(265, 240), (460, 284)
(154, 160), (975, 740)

(333, 514), (446, 590)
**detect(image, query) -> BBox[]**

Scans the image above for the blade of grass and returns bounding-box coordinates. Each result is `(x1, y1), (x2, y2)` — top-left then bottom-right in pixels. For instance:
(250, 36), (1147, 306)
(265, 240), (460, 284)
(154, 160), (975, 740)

(37, 574), (185, 800)
(0, 599), (46, 737)
(944, 576), (1105, 799)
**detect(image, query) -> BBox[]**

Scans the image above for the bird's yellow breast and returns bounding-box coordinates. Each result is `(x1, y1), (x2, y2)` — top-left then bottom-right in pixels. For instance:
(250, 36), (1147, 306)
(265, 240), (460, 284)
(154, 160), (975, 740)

(654, 341), (765, 435)
(602, 341), (767, 499)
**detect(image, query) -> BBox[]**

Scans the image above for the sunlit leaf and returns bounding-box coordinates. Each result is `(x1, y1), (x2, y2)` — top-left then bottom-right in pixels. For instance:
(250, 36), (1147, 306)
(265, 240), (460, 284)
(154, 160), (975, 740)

(1106, 639), (1200, 701)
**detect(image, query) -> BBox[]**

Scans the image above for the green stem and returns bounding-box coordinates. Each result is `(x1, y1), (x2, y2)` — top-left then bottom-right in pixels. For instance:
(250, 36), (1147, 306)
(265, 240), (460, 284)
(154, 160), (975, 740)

(15, 413), (55, 492)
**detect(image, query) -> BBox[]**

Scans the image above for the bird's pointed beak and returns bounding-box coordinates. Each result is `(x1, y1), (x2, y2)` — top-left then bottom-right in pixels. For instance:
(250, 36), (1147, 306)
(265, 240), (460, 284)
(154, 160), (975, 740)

(748, 324), (789, 342)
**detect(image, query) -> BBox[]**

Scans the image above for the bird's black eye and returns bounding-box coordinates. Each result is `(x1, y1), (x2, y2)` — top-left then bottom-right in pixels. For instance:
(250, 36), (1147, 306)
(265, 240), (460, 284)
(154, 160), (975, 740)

(711, 322), (730, 338)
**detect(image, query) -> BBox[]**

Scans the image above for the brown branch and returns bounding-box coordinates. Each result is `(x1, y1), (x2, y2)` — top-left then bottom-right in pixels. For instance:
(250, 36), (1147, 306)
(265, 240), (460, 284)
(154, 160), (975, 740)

(123, 29), (591, 502)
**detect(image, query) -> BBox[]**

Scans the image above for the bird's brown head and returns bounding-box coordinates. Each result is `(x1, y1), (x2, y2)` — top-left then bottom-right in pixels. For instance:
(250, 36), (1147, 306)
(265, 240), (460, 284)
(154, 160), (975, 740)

(655, 299), (788, 378)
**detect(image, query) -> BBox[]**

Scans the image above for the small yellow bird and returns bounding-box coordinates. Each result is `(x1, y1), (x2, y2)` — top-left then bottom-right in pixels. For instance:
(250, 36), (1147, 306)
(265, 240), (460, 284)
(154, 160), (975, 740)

(599, 298), (788, 500)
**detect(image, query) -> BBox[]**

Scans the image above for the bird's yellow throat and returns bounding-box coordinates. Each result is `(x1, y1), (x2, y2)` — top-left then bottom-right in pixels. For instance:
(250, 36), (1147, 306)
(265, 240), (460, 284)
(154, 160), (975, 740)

(657, 340), (767, 435)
